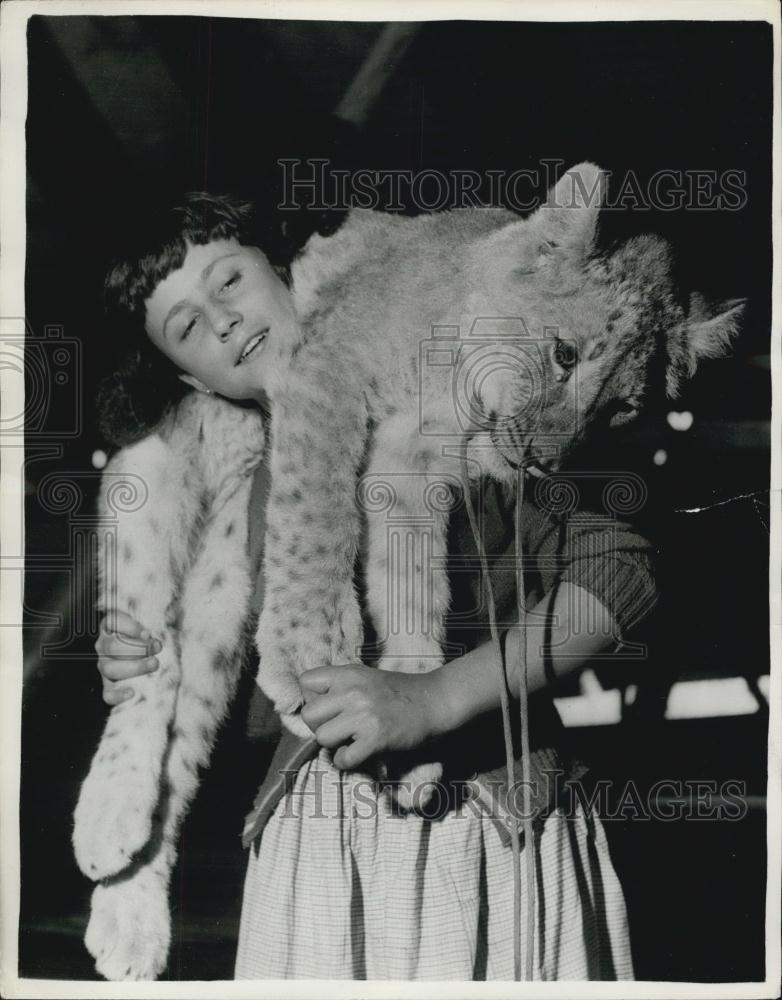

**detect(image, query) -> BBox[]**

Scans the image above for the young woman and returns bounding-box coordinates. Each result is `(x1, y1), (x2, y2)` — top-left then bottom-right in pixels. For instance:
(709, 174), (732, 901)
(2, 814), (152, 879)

(94, 192), (657, 980)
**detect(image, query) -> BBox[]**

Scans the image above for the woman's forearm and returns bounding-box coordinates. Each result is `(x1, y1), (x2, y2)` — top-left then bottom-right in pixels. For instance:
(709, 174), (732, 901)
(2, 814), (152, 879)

(430, 582), (619, 737)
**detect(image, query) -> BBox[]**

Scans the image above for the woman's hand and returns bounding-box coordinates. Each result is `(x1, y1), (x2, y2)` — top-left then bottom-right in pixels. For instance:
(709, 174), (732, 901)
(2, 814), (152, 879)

(95, 611), (162, 706)
(299, 664), (449, 771)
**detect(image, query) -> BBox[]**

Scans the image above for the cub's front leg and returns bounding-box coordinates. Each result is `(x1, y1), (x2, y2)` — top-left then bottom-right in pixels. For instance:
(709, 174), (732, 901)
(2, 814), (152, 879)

(256, 352), (368, 735)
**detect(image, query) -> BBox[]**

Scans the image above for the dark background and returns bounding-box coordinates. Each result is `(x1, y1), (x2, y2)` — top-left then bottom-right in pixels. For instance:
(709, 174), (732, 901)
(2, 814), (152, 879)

(21, 16), (771, 982)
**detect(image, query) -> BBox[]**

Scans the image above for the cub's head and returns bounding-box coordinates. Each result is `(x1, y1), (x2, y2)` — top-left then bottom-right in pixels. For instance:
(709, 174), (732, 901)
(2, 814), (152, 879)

(474, 162), (744, 474)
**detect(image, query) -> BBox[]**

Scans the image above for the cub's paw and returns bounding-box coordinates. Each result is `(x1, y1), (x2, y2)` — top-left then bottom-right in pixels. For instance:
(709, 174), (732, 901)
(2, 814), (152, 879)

(255, 653), (304, 720)
(73, 766), (157, 880)
(378, 654), (441, 676)
(388, 761), (444, 812)
(280, 709), (315, 740)
(85, 871), (170, 981)
(331, 589), (363, 665)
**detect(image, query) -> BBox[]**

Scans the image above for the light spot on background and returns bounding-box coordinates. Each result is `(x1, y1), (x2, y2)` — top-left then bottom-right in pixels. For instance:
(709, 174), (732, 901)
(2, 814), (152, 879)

(667, 410), (694, 431)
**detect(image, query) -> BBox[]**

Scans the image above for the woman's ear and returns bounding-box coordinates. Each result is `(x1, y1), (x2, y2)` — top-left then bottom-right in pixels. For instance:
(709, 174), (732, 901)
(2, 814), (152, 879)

(178, 373), (212, 394)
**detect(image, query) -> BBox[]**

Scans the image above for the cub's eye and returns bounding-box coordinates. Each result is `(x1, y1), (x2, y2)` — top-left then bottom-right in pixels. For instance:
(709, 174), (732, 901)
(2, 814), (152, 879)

(552, 338), (578, 371)
(608, 399), (641, 428)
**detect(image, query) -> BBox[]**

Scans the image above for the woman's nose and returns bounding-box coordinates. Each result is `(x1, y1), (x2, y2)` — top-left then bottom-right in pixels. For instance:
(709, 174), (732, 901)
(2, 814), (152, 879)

(208, 305), (241, 340)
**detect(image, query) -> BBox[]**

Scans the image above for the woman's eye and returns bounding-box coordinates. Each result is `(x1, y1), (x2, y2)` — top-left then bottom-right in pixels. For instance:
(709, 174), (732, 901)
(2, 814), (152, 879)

(552, 338), (578, 370)
(221, 271), (241, 292)
(181, 317), (198, 341)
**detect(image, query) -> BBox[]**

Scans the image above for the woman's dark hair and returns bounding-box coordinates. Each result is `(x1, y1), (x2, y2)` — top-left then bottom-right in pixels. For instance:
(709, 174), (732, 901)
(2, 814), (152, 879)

(98, 191), (297, 446)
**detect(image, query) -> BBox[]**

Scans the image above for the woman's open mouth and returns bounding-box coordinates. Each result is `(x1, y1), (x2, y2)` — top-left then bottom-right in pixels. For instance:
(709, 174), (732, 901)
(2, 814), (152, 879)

(236, 329), (268, 366)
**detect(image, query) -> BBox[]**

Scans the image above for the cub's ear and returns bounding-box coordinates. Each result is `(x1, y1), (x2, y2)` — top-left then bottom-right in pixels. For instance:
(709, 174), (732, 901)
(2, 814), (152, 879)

(687, 293), (745, 371)
(481, 162), (608, 276)
(666, 294), (745, 397)
(534, 161), (607, 259)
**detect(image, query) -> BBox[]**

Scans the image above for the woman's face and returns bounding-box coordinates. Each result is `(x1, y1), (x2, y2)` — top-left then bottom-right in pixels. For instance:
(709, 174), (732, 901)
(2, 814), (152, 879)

(144, 238), (296, 401)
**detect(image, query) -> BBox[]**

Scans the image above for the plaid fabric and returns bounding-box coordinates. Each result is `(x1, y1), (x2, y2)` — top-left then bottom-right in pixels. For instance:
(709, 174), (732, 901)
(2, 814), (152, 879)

(235, 747), (634, 981)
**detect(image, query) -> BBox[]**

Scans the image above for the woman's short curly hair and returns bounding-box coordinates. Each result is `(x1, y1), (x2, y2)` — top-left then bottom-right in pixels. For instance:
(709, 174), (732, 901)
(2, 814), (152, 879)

(98, 191), (292, 447)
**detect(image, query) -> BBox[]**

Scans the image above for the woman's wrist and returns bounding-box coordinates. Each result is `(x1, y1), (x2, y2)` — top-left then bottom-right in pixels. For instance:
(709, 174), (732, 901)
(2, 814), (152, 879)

(417, 666), (462, 740)
(419, 644), (506, 738)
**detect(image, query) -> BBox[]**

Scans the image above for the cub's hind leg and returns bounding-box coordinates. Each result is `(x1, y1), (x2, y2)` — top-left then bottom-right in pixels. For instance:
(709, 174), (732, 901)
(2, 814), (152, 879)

(72, 651), (179, 881)
(83, 458), (253, 980)
(84, 844), (173, 982)
(363, 411), (461, 808)
(72, 459), (184, 881)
